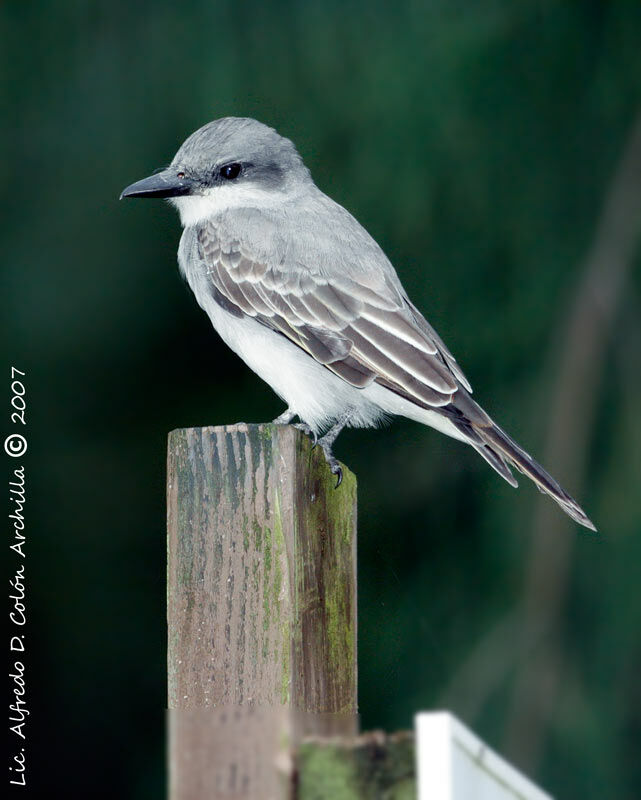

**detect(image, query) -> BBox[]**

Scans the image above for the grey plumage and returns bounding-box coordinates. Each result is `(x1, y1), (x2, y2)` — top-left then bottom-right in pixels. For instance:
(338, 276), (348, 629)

(121, 116), (596, 530)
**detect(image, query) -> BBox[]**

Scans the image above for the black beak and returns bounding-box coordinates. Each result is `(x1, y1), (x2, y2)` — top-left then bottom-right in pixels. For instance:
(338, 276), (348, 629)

(119, 169), (194, 200)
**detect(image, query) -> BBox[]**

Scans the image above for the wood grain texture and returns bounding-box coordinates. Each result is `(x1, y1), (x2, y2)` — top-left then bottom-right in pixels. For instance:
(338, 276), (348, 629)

(167, 423), (357, 799)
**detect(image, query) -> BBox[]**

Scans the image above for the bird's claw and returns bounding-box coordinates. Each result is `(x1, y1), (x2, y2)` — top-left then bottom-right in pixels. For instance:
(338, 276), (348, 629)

(325, 456), (342, 488)
(333, 464), (343, 489)
(317, 441), (342, 488)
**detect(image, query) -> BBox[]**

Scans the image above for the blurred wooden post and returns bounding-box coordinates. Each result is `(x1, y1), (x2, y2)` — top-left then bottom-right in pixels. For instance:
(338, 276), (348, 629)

(167, 423), (358, 800)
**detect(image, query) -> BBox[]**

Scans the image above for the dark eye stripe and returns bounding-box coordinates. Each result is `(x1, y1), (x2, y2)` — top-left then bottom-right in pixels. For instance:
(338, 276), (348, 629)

(220, 163), (242, 180)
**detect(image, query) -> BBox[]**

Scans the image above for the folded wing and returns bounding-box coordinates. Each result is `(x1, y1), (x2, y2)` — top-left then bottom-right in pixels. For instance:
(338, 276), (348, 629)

(197, 224), (468, 408)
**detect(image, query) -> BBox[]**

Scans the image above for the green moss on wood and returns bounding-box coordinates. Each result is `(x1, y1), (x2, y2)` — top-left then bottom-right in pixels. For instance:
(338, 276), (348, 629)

(288, 428), (357, 713)
(298, 744), (360, 799)
(297, 734), (416, 800)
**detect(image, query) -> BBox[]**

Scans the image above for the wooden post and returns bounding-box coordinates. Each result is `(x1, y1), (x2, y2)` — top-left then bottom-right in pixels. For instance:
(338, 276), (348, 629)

(167, 423), (358, 800)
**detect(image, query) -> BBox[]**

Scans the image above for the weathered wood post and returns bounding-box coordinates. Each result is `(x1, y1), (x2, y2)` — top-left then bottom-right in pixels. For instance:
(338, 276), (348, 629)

(167, 423), (358, 799)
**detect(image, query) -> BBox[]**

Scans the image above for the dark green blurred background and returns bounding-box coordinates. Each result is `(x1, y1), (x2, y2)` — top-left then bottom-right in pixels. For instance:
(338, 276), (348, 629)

(3, 1), (640, 797)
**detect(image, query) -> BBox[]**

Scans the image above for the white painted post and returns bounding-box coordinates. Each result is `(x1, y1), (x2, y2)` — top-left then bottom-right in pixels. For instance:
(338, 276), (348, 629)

(415, 712), (553, 800)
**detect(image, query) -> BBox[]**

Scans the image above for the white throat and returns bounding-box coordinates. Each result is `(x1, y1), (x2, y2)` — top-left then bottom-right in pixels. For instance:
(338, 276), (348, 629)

(170, 184), (285, 227)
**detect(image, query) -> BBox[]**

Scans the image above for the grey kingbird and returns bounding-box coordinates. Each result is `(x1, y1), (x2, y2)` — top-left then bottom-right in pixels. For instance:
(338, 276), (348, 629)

(121, 117), (595, 530)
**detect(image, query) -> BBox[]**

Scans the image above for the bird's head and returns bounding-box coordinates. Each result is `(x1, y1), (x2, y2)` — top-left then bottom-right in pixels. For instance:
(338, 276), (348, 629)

(120, 117), (311, 226)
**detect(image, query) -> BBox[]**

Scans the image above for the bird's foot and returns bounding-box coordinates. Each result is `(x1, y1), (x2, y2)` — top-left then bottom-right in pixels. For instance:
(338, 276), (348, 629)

(317, 434), (343, 488)
(272, 409), (318, 445)
(293, 421), (317, 446)
(272, 408), (296, 425)
(315, 414), (350, 488)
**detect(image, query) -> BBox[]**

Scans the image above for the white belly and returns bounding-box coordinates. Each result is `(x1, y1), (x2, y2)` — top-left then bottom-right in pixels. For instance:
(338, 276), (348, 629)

(203, 293), (388, 431)
(179, 238), (380, 430)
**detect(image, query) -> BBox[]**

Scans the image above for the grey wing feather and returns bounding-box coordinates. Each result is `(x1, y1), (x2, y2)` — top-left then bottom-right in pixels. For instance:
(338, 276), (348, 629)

(404, 299), (473, 392)
(196, 222), (470, 408)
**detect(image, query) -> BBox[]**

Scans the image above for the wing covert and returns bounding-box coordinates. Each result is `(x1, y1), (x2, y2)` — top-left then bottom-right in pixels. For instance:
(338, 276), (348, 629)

(197, 223), (469, 407)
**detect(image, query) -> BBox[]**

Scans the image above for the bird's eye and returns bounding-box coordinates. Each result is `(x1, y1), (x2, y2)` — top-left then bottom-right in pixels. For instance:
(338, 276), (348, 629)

(220, 163), (242, 181)
(176, 171), (185, 179)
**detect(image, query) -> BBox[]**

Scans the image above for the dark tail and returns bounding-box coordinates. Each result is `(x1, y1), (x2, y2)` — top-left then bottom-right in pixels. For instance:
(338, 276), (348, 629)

(480, 422), (595, 530)
(443, 393), (596, 531)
